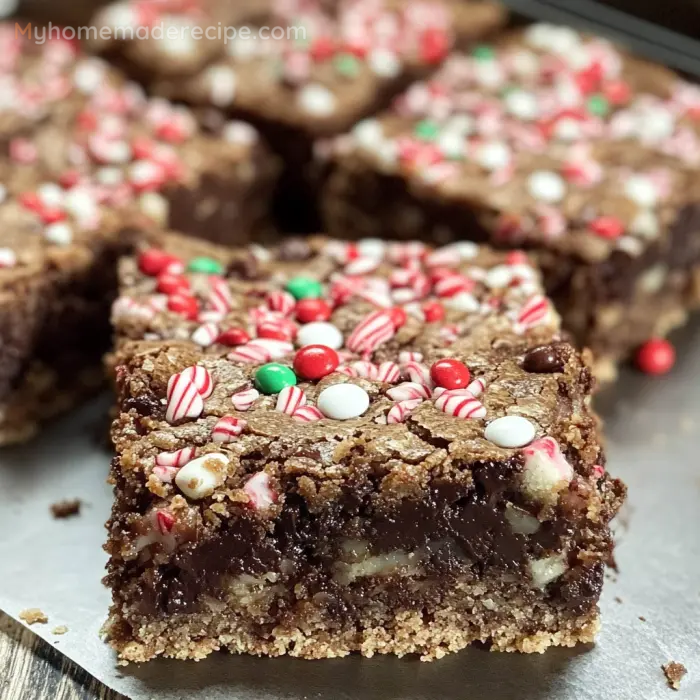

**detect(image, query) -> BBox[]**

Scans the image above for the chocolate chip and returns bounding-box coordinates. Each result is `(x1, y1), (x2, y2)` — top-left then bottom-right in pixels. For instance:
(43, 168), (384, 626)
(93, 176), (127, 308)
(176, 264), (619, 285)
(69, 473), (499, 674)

(522, 345), (565, 373)
(278, 237), (312, 261)
(124, 393), (162, 418)
(227, 254), (259, 280)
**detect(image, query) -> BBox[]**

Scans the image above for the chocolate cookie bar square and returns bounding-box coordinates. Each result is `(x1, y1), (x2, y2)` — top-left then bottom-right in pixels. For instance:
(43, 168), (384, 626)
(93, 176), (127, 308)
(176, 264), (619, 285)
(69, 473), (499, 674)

(88, 0), (506, 229)
(2, 27), (279, 246)
(105, 233), (624, 662)
(321, 24), (700, 380)
(0, 27), (278, 444)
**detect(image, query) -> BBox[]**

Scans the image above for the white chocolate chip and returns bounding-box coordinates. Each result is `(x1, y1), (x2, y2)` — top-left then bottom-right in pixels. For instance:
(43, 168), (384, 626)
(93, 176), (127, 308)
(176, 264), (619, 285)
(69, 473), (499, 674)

(529, 552), (568, 588)
(476, 141), (510, 171)
(504, 89), (539, 121)
(175, 453), (228, 500)
(528, 171), (566, 203)
(624, 175), (657, 207)
(206, 65), (237, 107)
(352, 119), (384, 151)
(368, 48), (401, 78)
(298, 84), (336, 117)
(505, 505), (541, 535)
(44, 222), (73, 246)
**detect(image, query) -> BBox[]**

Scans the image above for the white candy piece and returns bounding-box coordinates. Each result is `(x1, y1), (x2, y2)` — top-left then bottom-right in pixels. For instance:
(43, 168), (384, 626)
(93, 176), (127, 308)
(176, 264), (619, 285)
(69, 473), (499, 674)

(296, 321), (344, 349)
(476, 141), (510, 171)
(298, 84), (336, 117)
(504, 89), (539, 120)
(527, 171), (566, 203)
(624, 175), (657, 207)
(44, 223), (73, 246)
(484, 415), (536, 448)
(353, 119), (384, 150)
(175, 453), (228, 500)
(368, 48), (400, 77)
(318, 384), (370, 420)
(529, 552), (568, 588)
(521, 437), (574, 503)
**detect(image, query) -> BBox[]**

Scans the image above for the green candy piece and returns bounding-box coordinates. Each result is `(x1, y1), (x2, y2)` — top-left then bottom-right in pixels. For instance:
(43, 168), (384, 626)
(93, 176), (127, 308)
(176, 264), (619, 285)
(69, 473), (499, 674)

(587, 94), (609, 117)
(254, 363), (297, 395)
(285, 276), (323, 300)
(414, 119), (439, 141)
(187, 256), (224, 275)
(472, 45), (495, 61)
(334, 53), (359, 77)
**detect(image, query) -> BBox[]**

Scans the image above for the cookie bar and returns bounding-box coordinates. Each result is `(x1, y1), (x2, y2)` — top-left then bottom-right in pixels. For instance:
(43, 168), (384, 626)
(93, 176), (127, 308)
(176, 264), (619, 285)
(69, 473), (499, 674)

(322, 24), (700, 380)
(2, 26), (279, 245)
(88, 0), (506, 229)
(0, 28), (278, 444)
(105, 233), (624, 663)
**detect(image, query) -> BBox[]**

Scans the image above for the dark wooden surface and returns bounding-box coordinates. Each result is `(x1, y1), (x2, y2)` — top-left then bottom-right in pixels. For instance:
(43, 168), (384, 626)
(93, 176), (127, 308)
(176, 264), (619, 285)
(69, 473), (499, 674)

(0, 611), (126, 700)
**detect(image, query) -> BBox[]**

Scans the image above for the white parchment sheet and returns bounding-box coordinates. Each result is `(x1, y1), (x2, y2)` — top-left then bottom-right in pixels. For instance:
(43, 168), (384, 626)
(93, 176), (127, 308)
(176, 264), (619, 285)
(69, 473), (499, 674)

(1, 324), (699, 700)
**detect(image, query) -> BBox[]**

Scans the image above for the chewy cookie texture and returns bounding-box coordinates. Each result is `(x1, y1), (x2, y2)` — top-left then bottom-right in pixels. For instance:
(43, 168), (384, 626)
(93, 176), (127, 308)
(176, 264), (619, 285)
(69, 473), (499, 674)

(88, 0), (506, 228)
(0, 27), (277, 444)
(322, 24), (700, 380)
(106, 233), (624, 663)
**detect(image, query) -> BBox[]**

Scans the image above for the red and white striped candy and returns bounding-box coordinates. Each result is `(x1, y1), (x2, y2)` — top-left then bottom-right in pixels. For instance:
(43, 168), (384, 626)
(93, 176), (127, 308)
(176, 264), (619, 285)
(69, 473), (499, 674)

(329, 275), (365, 306)
(179, 365), (213, 399)
(355, 287), (393, 308)
(440, 325), (459, 344)
(228, 343), (271, 364)
(435, 391), (486, 419)
(351, 361), (379, 380)
(387, 398), (423, 424)
(276, 386), (307, 415)
(399, 351), (423, 364)
(334, 365), (355, 376)
(266, 290), (296, 316)
(403, 361), (433, 387)
(247, 338), (293, 359)
(344, 256), (379, 276)
(211, 416), (247, 443)
(208, 277), (232, 314)
(191, 323), (219, 347)
(166, 374), (204, 423)
(244, 472), (277, 511)
(434, 273), (475, 298)
(292, 405), (324, 422)
(389, 241), (426, 264)
(467, 377), (486, 397)
(346, 310), (396, 355)
(155, 446), (195, 468)
(231, 388), (260, 411)
(155, 510), (175, 535)
(257, 318), (296, 342)
(387, 381), (431, 401)
(9, 138), (38, 164)
(376, 361), (401, 383)
(535, 204), (566, 239)
(516, 295), (550, 332)
(152, 464), (179, 483)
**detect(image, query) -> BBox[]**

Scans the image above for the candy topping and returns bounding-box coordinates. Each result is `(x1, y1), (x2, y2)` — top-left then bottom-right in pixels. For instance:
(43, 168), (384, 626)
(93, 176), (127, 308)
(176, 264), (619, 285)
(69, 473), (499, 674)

(293, 345), (340, 380)
(484, 416), (536, 448)
(211, 416), (247, 443)
(317, 383), (370, 420)
(636, 338), (675, 376)
(285, 276), (323, 300)
(296, 321), (344, 349)
(430, 359), (470, 390)
(174, 453), (228, 500)
(254, 363), (297, 394)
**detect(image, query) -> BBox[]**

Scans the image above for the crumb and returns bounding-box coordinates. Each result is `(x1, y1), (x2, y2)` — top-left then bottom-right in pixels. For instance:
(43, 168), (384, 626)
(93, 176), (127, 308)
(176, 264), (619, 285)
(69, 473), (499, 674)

(614, 596), (623, 604)
(52, 625), (68, 635)
(639, 616), (646, 622)
(19, 608), (48, 625)
(662, 662), (687, 690)
(50, 499), (81, 518)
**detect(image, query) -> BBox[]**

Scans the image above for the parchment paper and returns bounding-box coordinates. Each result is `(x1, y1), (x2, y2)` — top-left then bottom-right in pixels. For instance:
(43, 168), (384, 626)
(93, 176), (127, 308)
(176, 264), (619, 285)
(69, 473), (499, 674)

(1, 323), (699, 700)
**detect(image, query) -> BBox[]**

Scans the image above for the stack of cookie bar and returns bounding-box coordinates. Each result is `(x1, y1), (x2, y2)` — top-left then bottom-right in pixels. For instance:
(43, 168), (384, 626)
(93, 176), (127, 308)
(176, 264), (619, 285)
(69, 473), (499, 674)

(9, 0), (700, 665)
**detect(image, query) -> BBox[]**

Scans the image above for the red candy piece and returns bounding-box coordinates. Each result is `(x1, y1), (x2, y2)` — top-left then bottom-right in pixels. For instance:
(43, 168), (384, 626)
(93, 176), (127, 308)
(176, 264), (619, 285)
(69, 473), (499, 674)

(430, 358), (471, 390)
(139, 249), (183, 276)
(423, 300), (445, 322)
(589, 216), (624, 239)
(603, 80), (631, 105)
(310, 36), (335, 61)
(167, 293), (199, 320)
(157, 273), (189, 295)
(293, 345), (339, 380)
(420, 28), (449, 64)
(389, 306), (407, 329)
(636, 338), (675, 376)
(257, 321), (294, 341)
(295, 298), (332, 323)
(217, 327), (250, 346)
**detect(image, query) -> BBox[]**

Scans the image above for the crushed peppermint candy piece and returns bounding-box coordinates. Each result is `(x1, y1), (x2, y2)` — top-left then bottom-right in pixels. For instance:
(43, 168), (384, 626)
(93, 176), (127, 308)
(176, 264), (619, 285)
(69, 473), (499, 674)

(243, 472), (277, 510)
(521, 437), (574, 503)
(387, 398), (423, 424)
(292, 405), (324, 422)
(275, 385), (307, 415)
(211, 416), (247, 443)
(435, 390), (486, 419)
(231, 388), (260, 411)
